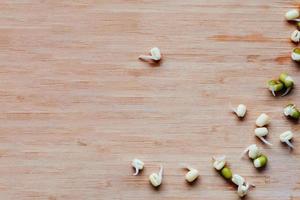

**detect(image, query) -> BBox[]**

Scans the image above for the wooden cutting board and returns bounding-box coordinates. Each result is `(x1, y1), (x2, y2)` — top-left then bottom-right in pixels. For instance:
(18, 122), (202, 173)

(0, 0), (299, 199)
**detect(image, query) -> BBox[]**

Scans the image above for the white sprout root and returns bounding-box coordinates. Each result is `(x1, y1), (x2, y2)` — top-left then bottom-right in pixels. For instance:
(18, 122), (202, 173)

(281, 87), (292, 97)
(258, 136), (273, 146)
(285, 140), (294, 149)
(138, 55), (154, 61)
(158, 165), (163, 178)
(229, 103), (236, 114)
(232, 107), (237, 114)
(241, 146), (251, 158)
(290, 18), (300, 22)
(133, 167), (139, 176)
(271, 88), (276, 97)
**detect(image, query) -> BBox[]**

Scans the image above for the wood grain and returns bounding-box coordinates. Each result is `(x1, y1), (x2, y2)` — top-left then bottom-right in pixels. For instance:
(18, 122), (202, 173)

(0, 0), (300, 199)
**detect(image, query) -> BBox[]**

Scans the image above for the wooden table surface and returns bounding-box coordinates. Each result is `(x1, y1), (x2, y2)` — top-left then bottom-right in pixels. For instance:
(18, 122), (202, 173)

(1, 0), (300, 199)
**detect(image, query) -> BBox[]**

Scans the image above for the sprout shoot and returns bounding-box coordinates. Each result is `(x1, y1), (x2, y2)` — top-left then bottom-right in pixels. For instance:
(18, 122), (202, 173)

(181, 164), (200, 183)
(255, 127), (272, 146)
(283, 104), (300, 120)
(268, 80), (283, 96)
(242, 144), (261, 159)
(131, 158), (144, 176)
(232, 104), (247, 118)
(280, 131), (294, 149)
(149, 165), (163, 187)
(139, 47), (162, 62)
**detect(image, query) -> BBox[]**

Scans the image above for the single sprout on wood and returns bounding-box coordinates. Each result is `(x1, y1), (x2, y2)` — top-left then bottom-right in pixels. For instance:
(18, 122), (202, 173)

(283, 104), (300, 120)
(242, 144), (261, 159)
(255, 113), (270, 127)
(212, 155), (226, 171)
(279, 73), (294, 96)
(150, 47), (161, 61)
(255, 127), (272, 146)
(149, 165), (163, 187)
(131, 158), (144, 176)
(285, 9), (300, 20)
(181, 164), (199, 183)
(291, 30), (300, 43)
(291, 48), (300, 62)
(268, 80), (283, 96)
(280, 131), (294, 149)
(253, 155), (268, 168)
(232, 104), (247, 118)
(139, 47), (162, 62)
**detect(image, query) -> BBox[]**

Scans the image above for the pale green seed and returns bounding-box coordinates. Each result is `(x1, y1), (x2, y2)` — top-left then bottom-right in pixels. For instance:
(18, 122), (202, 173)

(284, 104), (300, 120)
(221, 167), (232, 179)
(253, 155), (268, 168)
(293, 48), (300, 54)
(268, 80), (284, 92)
(279, 73), (294, 88)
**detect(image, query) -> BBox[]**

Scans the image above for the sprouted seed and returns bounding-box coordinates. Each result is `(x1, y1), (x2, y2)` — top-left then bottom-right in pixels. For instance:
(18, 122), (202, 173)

(232, 174), (255, 197)
(212, 155), (226, 171)
(291, 48), (300, 62)
(253, 155), (268, 168)
(181, 164), (200, 183)
(255, 127), (272, 146)
(285, 9), (300, 20)
(131, 158), (144, 176)
(268, 80), (284, 96)
(242, 144), (261, 159)
(232, 174), (245, 186)
(279, 73), (294, 96)
(280, 131), (294, 149)
(149, 165), (163, 187)
(291, 30), (300, 43)
(150, 47), (161, 61)
(283, 104), (300, 120)
(233, 104), (247, 118)
(237, 183), (250, 197)
(256, 113), (270, 127)
(139, 47), (162, 62)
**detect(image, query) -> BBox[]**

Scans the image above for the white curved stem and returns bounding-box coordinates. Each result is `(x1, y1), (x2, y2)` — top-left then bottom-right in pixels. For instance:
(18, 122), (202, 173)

(291, 18), (300, 22)
(271, 88), (276, 97)
(258, 136), (273, 146)
(281, 87), (291, 97)
(139, 55), (154, 61)
(229, 103), (236, 114)
(133, 167), (139, 176)
(159, 165), (163, 178)
(285, 140), (294, 149)
(241, 146), (250, 158)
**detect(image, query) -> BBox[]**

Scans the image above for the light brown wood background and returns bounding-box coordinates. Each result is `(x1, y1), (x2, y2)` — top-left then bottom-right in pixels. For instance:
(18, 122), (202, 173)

(0, 0), (300, 199)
